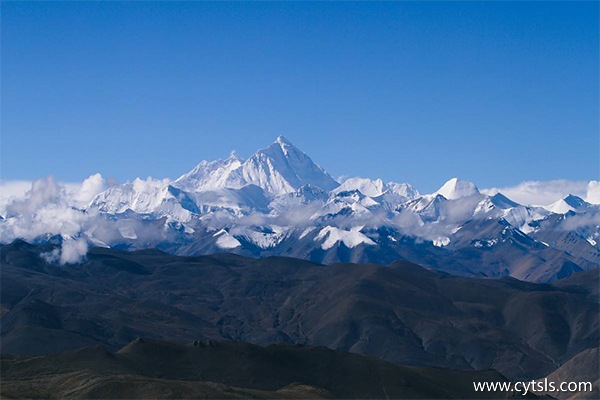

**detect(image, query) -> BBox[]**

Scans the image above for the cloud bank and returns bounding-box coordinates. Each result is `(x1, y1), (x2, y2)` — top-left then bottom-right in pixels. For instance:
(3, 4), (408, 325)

(1, 176), (94, 264)
(0, 175), (181, 265)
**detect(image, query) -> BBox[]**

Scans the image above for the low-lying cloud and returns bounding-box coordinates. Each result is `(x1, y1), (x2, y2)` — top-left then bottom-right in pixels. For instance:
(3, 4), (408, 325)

(0, 175), (182, 265)
(1, 176), (94, 265)
(59, 237), (89, 264)
(69, 173), (107, 207)
(586, 181), (600, 204)
(39, 237), (89, 265)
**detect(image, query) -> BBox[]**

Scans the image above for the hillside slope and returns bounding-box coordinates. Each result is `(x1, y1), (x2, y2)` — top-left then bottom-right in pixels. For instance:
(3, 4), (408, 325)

(1, 241), (598, 382)
(1, 338), (537, 399)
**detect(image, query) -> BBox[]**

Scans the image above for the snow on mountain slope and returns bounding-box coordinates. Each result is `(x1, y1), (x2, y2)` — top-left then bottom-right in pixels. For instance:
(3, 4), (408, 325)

(488, 193), (520, 209)
(402, 194), (449, 222)
(213, 229), (242, 249)
(174, 152), (243, 192)
(311, 190), (377, 222)
(89, 178), (168, 214)
(334, 178), (420, 202)
(472, 193), (548, 233)
(228, 136), (339, 195)
(236, 225), (292, 249)
(334, 177), (387, 197)
(314, 226), (376, 250)
(434, 178), (480, 200)
(188, 185), (270, 216)
(89, 179), (197, 223)
(545, 195), (590, 214)
(387, 182), (420, 199)
(501, 206), (549, 234)
(269, 184), (329, 213)
(176, 136), (339, 196)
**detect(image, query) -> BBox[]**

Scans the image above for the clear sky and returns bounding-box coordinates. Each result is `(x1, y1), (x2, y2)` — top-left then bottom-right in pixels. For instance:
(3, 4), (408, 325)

(2, 1), (598, 192)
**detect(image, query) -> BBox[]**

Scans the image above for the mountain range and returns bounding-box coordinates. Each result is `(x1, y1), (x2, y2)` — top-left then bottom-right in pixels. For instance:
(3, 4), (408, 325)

(1, 136), (598, 282)
(1, 241), (597, 395)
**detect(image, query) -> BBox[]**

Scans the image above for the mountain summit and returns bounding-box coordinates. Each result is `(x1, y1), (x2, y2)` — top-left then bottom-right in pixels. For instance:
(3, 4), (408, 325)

(546, 194), (590, 214)
(175, 136), (339, 195)
(434, 178), (480, 200)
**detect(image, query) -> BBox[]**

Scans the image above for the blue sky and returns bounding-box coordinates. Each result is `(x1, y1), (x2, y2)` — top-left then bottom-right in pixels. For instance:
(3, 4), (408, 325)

(2, 1), (598, 192)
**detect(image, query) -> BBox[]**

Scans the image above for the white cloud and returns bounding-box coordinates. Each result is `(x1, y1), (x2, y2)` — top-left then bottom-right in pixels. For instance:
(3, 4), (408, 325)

(40, 248), (60, 264)
(66, 173), (107, 207)
(2, 174), (109, 215)
(59, 237), (89, 264)
(39, 237), (89, 265)
(561, 212), (600, 231)
(1, 175), (177, 263)
(1, 176), (86, 240)
(481, 180), (591, 206)
(0, 180), (33, 216)
(0, 177), (91, 264)
(586, 181), (600, 204)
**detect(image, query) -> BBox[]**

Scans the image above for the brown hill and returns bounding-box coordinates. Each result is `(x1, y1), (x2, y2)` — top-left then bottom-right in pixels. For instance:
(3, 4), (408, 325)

(1, 241), (598, 382)
(536, 347), (599, 400)
(1, 338), (538, 399)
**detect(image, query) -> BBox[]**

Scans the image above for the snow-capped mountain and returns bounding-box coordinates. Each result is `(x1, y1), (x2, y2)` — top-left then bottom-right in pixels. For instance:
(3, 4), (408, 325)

(334, 177), (388, 197)
(175, 136), (339, 195)
(89, 178), (193, 219)
(545, 194), (591, 214)
(434, 177), (480, 200)
(2, 137), (598, 283)
(333, 177), (420, 200)
(174, 152), (244, 192)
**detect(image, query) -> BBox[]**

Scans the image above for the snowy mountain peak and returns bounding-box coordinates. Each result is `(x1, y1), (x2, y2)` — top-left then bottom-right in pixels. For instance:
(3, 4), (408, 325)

(174, 153), (244, 192)
(276, 135), (292, 145)
(262, 135), (311, 160)
(271, 135), (296, 157)
(387, 182), (420, 199)
(434, 178), (480, 200)
(489, 193), (520, 209)
(226, 150), (243, 162)
(262, 136), (299, 157)
(173, 137), (339, 196)
(564, 194), (589, 208)
(546, 194), (590, 214)
(334, 177), (386, 197)
(236, 137), (339, 195)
